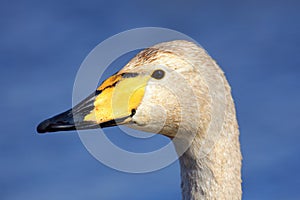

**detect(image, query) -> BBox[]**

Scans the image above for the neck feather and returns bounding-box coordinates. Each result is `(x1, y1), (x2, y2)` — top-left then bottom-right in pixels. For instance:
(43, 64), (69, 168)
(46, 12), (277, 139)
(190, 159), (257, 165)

(177, 115), (242, 200)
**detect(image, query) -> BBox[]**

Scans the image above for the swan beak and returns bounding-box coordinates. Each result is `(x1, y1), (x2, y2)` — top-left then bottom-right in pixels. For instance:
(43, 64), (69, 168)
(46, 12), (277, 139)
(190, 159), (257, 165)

(37, 72), (150, 134)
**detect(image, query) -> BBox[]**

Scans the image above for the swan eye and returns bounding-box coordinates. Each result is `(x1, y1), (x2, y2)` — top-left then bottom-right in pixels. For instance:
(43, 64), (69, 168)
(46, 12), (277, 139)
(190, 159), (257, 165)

(151, 69), (165, 80)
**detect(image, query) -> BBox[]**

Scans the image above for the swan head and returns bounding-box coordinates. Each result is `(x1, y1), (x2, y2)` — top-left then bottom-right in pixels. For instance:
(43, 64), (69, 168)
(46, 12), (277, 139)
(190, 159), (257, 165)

(37, 40), (213, 141)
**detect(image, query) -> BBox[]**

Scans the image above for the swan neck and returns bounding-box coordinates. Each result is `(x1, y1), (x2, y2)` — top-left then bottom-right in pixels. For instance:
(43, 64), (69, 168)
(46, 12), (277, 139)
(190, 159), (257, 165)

(177, 125), (242, 200)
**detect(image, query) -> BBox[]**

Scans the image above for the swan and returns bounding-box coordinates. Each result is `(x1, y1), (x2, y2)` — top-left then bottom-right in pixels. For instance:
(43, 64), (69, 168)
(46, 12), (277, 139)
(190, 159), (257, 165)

(37, 40), (242, 200)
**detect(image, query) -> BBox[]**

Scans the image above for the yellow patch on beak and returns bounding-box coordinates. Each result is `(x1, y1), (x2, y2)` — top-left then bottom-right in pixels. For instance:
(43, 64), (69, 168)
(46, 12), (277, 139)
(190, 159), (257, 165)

(84, 73), (150, 124)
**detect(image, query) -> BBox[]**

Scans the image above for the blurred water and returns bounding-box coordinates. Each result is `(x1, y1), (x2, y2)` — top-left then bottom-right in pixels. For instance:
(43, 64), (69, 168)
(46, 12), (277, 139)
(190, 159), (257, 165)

(0, 0), (299, 199)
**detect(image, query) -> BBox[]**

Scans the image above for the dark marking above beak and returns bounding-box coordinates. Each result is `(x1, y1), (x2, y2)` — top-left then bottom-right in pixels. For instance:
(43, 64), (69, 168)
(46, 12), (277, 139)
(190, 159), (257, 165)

(121, 72), (139, 78)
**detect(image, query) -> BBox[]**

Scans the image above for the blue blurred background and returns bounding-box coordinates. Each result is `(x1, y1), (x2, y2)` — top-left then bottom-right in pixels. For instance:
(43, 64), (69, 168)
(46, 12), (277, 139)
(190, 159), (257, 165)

(1, 0), (300, 199)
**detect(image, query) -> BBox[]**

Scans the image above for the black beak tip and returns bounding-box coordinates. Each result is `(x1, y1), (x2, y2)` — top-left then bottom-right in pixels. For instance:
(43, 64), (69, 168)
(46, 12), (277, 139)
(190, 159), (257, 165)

(37, 119), (51, 134)
(36, 109), (78, 134)
(36, 119), (77, 134)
